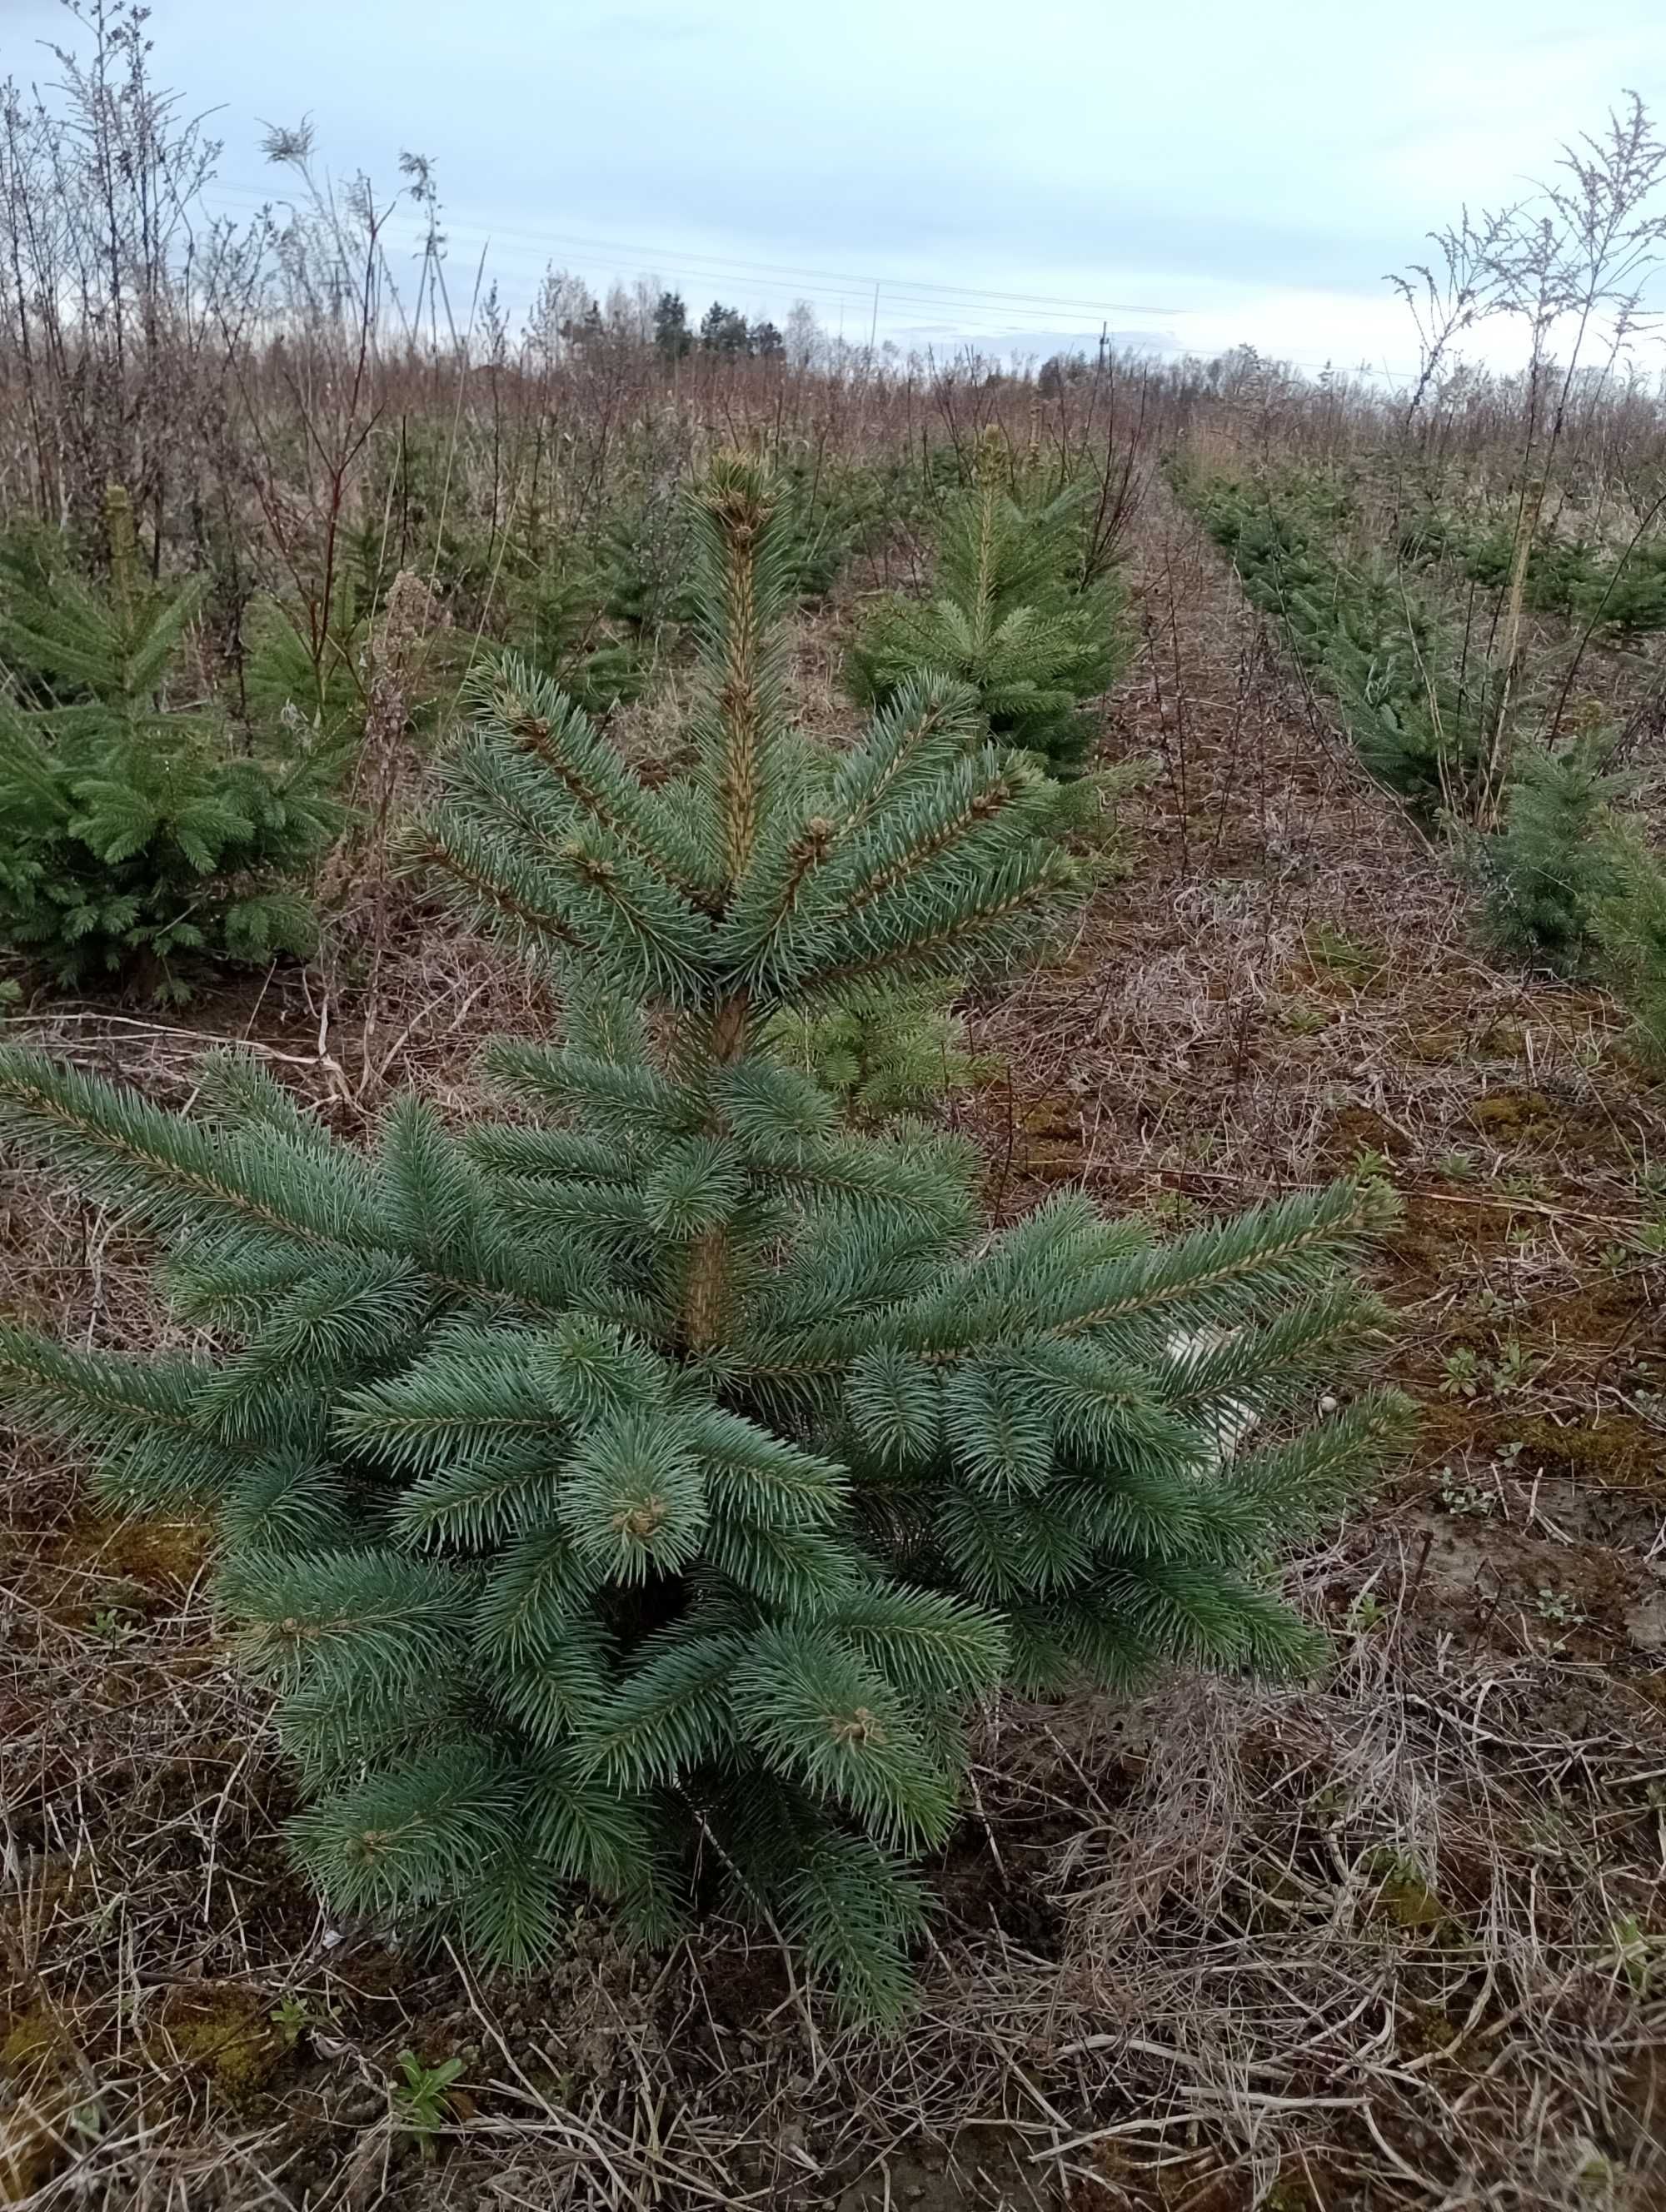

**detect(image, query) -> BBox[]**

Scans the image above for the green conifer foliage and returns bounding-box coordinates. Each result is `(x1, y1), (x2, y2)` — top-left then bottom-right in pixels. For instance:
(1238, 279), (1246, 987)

(242, 580), (368, 745)
(494, 565), (645, 719)
(761, 979), (997, 1122)
(1475, 735), (1631, 974)
(599, 456), (878, 640)
(0, 489), (346, 999)
(0, 462), (1408, 2018)
(847, 470), (1130, 777)
(1424, 510), (1666, 640)
(1594, 825), (1666, 1066)
(1180, 466), (1499, 814)
(1580, 541), (1666, 640)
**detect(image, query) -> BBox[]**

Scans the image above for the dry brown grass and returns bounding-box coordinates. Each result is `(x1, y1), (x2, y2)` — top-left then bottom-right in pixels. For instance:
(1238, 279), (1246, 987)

(2, 487), (1665, 2211)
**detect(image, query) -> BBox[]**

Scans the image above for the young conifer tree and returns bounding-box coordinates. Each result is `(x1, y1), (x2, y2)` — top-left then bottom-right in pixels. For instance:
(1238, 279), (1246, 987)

(0, 486), (344, 998)
(847, 457), (1128, 777)
(0, 461), (1409, 2019)
(1475, 735), (1630, 974)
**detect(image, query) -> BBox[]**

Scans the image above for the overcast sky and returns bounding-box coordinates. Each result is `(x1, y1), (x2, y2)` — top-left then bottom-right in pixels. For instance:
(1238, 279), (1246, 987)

(8, 0), (1666, 377)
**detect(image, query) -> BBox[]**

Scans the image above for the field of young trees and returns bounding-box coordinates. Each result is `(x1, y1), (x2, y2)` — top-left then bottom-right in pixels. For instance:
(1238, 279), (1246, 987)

(2, 11), (1665, 2209)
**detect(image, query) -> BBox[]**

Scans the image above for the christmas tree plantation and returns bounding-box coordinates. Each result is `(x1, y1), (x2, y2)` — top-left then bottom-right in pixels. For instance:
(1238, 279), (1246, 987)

(0, 461), (1410, 2019)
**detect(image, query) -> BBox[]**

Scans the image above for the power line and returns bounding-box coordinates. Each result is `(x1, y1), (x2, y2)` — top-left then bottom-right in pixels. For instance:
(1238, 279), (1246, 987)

(203, 197), (1082, 341)
(202, 207), (1160, 346)
(205, 181), (1187, 330)
(197, 178), (1434, 377)
(452, 221), (1187, 321)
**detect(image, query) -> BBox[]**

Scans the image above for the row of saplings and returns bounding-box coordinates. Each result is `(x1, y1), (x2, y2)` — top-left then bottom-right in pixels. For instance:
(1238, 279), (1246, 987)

(1177, 462), (1666, 1064)
(0, 461), (1409, 2020)
(0, 444), (1121, 1007)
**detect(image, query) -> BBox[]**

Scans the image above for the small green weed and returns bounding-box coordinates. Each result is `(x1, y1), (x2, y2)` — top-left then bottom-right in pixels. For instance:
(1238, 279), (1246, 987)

(1439, 1474), (1498, 1518)
(269, 1994), (314, 2050)
(1439, 1348), (1482, 1398)
(87, 1605), (140, 1643)
(392, 2050), (466, 2159)
(1490, 1337), (1538, 1395)
(1350, 1146), (1395, 1188)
